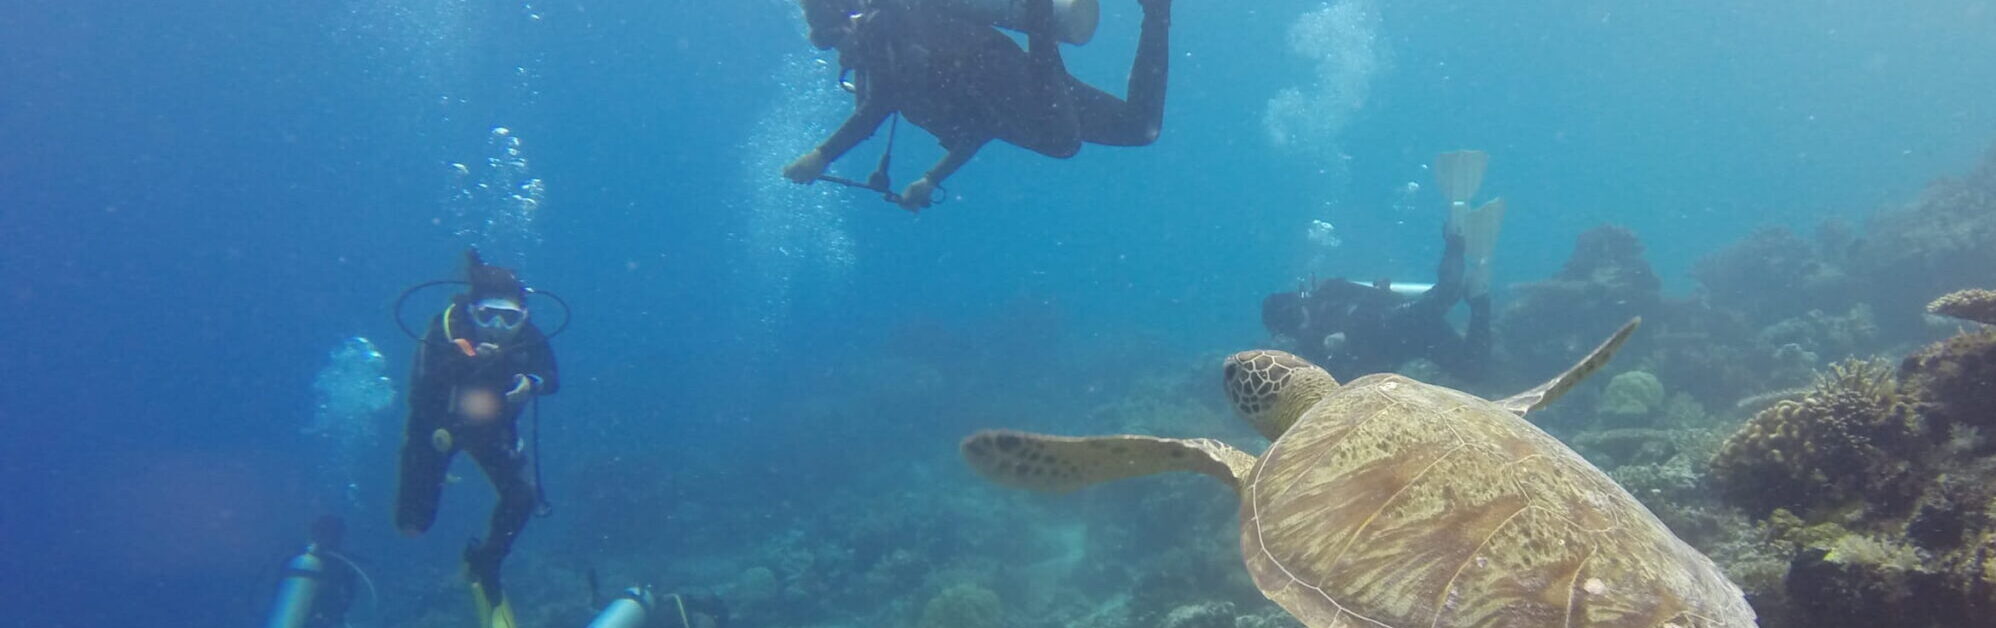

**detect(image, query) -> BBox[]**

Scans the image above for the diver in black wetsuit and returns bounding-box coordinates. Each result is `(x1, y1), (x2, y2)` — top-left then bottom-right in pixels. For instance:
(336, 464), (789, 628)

(1262, 227), (1494, 382)
(393, 250), (559, 618)
(1262, 151), (1506, 382)
(783, 0), (1173, 210)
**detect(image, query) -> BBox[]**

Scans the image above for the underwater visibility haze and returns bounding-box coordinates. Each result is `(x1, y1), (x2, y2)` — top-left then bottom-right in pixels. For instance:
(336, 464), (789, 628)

(5, 0), (1996, 626)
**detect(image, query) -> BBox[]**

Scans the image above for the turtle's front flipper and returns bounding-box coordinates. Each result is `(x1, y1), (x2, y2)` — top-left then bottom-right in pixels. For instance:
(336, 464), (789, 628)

(1498, 317), (1641, 416)
(962, 431), (1255, 494)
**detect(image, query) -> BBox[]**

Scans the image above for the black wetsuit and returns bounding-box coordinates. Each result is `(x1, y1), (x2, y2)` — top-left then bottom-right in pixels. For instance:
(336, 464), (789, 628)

(815, 0), (1172, 190)
(302, 556), (357, 628)
(1262, 232), (1492, 381)
(393, 306), (558, 594)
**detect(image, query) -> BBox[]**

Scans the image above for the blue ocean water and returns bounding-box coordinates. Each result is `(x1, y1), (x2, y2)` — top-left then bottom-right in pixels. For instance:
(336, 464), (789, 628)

(4, 0), (1995, 625)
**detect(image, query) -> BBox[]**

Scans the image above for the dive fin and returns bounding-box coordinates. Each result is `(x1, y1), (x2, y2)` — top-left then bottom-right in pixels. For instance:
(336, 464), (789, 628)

(1498, 317), (1641, 416)
(471, 581), (520, 628)
(1449, 197), (1507, 297)
(961, 430), (1257, 494)
(1435, 150), (1490, 206)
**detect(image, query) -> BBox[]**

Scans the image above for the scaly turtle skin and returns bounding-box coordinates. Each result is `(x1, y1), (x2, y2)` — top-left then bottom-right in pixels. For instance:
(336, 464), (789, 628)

(963, 319), (1755, 627)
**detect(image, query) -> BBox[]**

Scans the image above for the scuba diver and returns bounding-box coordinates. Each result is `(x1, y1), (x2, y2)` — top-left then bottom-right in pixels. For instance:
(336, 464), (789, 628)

(1261, 151), (1507, 382)
(782, 0), (1174, 211)
(394, 249), (560, 628)
(264, 516), (370, 628)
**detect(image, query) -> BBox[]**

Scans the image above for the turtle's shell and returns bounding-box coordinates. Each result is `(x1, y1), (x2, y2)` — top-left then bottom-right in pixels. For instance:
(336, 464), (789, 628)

(1241, 374), (1753, 628)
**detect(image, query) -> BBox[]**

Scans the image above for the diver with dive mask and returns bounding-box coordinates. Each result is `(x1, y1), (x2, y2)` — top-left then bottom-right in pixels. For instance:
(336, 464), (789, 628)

(392, 249), (565, 628)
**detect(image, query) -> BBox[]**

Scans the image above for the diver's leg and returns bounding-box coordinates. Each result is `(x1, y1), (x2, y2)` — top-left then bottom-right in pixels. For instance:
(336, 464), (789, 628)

(393, 415), (452, 536)
(1074, 0), (1171, 146)
(1020, 0), (1083, 156)
(1407, 228), (1468, 320)
(464, 436), (536, 588)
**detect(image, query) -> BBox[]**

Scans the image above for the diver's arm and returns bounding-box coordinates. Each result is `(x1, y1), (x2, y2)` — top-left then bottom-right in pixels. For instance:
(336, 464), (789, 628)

(818, 100), (895, 164)
(897, 139), (986, 209)
(923, 139), (985, 186)
(522, 326), (560, 396)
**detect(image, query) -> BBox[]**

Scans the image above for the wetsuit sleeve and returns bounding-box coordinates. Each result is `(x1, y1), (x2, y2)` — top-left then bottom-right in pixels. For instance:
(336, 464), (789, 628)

(522, 326), (559, 396)
(816, 82), (895, 164)
(922, 139), (987, 185)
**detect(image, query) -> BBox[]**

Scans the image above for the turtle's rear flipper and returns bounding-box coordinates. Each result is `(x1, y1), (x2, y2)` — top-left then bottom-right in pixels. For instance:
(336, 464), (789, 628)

(1498, 317), (1641, 416)
(961, 431), (1255, 494)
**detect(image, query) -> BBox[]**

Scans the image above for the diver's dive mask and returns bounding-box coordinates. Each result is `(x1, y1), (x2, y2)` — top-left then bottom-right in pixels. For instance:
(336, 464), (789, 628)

(472, 298), (527, 340)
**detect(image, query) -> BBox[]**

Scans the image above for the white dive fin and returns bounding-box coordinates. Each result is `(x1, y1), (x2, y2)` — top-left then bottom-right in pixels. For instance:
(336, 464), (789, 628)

(1435, 150), (1490, 206)
(1449, 197), (1506, 297)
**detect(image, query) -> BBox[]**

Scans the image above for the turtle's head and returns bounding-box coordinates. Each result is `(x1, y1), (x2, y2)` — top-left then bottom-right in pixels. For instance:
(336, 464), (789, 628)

(1223, 350), (1339, 441)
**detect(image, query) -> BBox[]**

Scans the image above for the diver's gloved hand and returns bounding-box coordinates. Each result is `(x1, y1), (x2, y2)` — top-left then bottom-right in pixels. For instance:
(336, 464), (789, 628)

(899, 177), (936, 211)
(783, 149), (828, 184)
(504, 374), (540, 404)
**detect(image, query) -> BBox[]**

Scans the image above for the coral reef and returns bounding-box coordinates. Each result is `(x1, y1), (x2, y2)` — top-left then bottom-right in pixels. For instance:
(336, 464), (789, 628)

(1691, 226), (1856, 322)
(1596, 370), (1666, 425)
(1900, 327), (1996, 434)
(1709, 358), (1926, 516)
(1930, 289), (1996, 326)
(1701, 308), (1996, 627)
(1847, 142), (1996, 337)
(1498, 225), (1663, 378)
(919, 582), (1002, 628)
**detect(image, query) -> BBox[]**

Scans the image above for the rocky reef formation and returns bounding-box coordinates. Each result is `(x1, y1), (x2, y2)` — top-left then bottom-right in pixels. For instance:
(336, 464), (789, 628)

(1846, 142), (1996, 337)
(1691, 225), (1857, 323)
(1706, 306), (1996, 626)
(1931, 288), (1996, 327)
(1498, 225), (1664, 379)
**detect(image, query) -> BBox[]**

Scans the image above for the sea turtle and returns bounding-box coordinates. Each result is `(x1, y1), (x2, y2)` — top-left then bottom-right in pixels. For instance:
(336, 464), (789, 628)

(961, 319), (1754, 627)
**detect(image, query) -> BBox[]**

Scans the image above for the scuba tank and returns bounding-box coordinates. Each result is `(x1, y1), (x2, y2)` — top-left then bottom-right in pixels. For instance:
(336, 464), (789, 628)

(264, 544), (326, 628)
(932, 0), (1099, 45)
(585, 585), (657, 628)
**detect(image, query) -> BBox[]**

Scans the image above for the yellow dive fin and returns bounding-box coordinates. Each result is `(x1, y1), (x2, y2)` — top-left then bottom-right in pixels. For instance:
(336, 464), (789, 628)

(471, 581), (520, 628)
(1449, 197), (1507, 297)
(1435, 149), (1489, 206)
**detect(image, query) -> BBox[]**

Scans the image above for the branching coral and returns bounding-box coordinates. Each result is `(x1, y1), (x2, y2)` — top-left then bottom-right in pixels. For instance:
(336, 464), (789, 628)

(1928, 289), (1996, 326)
(1710, 359), (1926, 515)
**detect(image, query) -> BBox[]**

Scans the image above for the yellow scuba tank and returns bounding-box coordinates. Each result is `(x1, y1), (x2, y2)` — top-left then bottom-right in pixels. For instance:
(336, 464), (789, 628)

(264, 545), (324, 628)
